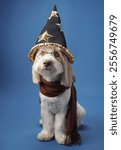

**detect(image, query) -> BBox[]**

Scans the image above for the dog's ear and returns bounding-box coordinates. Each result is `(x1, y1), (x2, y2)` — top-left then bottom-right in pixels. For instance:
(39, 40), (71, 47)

(32, 64), (40, 84)
(60, 53), (75, 87)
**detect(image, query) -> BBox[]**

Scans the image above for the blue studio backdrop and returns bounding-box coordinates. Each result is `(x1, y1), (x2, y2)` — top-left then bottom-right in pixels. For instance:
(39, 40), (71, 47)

(0, 0), (104, 150)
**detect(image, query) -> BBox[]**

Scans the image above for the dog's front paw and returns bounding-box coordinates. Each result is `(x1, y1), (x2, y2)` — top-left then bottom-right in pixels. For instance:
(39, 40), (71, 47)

(37, 130), (54, 141)
(55, 133), (66, 144)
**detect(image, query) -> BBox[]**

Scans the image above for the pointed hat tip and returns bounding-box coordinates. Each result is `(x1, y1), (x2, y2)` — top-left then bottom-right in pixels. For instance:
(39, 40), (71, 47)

(53, 5), (57, 11)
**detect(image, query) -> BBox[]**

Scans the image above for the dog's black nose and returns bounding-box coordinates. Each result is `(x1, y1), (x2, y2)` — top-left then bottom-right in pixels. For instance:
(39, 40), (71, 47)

(44, 61), (52, 67)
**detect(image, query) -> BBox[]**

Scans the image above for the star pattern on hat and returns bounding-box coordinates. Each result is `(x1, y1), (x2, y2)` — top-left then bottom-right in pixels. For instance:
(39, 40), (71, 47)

(28, 5), (74, 64)
(38, 31), (53, 42)
(56, 23), (63, 31)
(49, 11), (58, 19)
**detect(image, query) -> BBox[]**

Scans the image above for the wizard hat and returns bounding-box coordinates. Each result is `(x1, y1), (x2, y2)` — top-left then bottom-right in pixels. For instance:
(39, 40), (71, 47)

(28, 5), (74, 64)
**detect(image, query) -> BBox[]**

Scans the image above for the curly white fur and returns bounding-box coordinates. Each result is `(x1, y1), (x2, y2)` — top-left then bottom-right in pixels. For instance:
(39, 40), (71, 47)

(32, 47), (86, 144)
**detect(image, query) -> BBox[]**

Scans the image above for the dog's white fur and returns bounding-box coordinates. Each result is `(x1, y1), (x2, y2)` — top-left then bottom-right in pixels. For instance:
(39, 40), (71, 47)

(32, 46), (86, 144)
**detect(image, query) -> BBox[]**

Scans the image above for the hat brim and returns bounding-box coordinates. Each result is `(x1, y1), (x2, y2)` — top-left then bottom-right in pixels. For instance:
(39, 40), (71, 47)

(28, 43), (74, 64)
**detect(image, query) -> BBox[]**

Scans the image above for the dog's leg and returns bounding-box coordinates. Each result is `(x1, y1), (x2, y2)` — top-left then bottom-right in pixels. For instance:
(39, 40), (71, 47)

(39, 103), (43, 126)
(39, 118), (43, 126)
(77, 103), (86, 127)
(37, 110), (54, 141)
(55, 112), (67, 144)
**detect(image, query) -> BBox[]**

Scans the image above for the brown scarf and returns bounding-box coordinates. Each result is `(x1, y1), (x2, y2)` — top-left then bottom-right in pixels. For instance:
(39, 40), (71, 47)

(39, 77), (81, 145)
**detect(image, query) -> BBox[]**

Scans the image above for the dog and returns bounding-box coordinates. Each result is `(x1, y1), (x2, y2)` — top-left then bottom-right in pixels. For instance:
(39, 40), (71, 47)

(31, 45), (86, 144)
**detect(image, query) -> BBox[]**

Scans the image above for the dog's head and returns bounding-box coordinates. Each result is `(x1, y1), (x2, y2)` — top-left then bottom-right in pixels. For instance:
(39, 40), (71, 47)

(32, 46), (75, 87)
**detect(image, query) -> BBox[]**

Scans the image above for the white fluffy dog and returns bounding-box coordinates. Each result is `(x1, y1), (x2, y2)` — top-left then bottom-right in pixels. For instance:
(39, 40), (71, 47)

(32, 46), (85, 144)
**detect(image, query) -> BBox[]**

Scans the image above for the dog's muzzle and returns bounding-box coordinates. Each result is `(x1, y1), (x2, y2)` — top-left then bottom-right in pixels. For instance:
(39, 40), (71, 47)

(43, 61), (52, 68)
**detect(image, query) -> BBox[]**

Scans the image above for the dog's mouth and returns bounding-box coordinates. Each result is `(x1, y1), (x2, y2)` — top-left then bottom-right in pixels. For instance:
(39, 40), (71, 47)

(45, 68), (51, 71)
(43, 66), (55, 72)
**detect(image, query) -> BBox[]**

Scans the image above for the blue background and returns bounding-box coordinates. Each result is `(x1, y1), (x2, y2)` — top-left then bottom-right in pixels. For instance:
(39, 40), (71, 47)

(0, 0), (104, 150)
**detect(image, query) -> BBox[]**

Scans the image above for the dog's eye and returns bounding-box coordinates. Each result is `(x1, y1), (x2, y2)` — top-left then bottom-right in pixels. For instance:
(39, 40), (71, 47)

(53, 51), (60, 57)
(40, 51), (45, 56)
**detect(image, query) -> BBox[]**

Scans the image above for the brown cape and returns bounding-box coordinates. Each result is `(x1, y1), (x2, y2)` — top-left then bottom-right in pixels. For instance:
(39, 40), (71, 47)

(39, 77), (81, 145)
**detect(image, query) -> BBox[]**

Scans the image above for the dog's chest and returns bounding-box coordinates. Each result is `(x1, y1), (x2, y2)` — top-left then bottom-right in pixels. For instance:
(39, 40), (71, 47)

(47, 101), (60, 114)
(39, 88), (71, 114)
